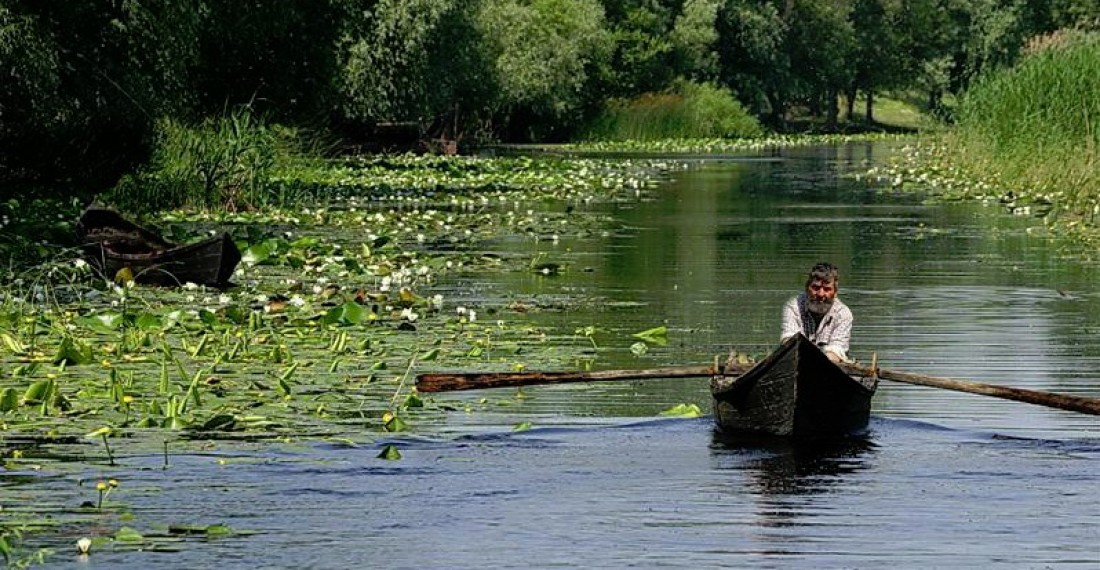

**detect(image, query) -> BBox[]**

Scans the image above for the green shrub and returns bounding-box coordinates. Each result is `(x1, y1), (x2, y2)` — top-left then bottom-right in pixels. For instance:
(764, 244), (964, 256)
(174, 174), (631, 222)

(584, 79), (763, 141)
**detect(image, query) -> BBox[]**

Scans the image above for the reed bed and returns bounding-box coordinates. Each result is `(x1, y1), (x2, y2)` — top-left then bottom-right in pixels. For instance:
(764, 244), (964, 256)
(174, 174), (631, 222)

(953, 32), (1099, 216)
(584, 80), (763, 141)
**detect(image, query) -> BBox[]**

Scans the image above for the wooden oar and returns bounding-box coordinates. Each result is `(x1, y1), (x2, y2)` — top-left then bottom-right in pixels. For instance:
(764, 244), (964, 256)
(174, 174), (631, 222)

(839, 362), (1100, 416)
(416, 364), (747, 393)
(416, 362), (1100, 416)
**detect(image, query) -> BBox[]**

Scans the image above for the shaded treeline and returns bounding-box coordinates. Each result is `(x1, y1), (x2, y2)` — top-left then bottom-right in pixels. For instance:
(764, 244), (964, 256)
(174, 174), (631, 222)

(0, 0), (1096, 188)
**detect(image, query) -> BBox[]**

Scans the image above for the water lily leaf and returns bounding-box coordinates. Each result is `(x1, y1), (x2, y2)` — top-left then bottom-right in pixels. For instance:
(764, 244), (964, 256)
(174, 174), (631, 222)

(632, 326), (668, 346)
(163, 417), (190, 429)
(277, 377), (292, 398)
(383, 414), (407, 432)
(659, 403), (703, 418)
(135, 313), (162, 330)
(402, 393), (424, 408)
(0, 387), (19, 411)
(376, 444), (402, 460)
(198, 309), (219, 327)
(204, 524), (233, 537)
(419, 348), (440, 361)
(85, 426), (112, 438)
(241, 240), (276, 265)
(114, 527), (144, 542)
(0, 332), (27, 354)
(323, 302), (364, 325)
(22, 380), (55, 404)
(54, 337), (94, 366)
(512, 421), (532, 432)
(136, 417), (159, 428)
(225, 306), (250, 326)
(290, 236), (320, 250)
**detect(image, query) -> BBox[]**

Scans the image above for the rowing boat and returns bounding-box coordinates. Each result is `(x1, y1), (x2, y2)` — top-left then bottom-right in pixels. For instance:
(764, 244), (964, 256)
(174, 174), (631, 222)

(711, 334), (876, 439)
(77, 205), (241, 287)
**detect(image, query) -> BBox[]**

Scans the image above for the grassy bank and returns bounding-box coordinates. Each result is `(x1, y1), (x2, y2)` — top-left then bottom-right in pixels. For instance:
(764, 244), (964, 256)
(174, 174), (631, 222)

(865, 32), (1100, 255)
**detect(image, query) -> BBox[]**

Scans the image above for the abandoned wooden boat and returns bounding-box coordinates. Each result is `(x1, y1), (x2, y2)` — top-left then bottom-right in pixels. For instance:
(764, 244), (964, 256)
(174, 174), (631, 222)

(711, 334), (876, 439)
(77, 205), (241, 287)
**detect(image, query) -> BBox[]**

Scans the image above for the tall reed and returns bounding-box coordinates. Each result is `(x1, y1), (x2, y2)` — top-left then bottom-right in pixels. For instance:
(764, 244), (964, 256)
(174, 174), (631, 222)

(585, 80), (763, 141)
(107, 107), (309, 212)
(953, 31), (1099, 214)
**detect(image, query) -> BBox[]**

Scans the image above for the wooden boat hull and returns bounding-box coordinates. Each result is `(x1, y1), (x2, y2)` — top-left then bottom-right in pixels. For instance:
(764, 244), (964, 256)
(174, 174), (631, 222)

(82, 233), (241, 287)
(711, 334), (876, 439)
(77, 205), (240, 287)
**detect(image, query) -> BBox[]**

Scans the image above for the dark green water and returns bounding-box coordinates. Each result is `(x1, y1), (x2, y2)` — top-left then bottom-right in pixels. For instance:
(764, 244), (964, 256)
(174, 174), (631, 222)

(25, 142), (1100, 568)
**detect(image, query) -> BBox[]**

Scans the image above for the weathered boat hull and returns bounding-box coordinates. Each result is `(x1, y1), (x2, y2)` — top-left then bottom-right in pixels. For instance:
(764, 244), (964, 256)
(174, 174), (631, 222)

(82, 233), (241, 287)
(711, 334), (876, 439)
(77, 205), (241, 287)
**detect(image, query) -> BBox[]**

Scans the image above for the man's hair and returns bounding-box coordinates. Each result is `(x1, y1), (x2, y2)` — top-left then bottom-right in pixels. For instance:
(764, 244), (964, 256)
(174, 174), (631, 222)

(805, 261), (839, 286)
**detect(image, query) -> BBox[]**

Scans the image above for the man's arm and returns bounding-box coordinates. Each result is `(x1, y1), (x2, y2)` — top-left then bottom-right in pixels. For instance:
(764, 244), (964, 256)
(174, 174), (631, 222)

(820, 303), (852, 362)
(780, 296), (803, 342)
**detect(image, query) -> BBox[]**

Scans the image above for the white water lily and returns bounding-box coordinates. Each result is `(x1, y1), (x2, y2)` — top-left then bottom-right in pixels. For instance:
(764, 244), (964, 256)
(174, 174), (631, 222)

(401, 308), (419, 322)
(77, 537), (92, 554)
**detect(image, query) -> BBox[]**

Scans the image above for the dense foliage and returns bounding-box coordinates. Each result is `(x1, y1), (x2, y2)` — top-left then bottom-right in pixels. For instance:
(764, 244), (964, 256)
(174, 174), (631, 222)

(2, 0), (1097, 186)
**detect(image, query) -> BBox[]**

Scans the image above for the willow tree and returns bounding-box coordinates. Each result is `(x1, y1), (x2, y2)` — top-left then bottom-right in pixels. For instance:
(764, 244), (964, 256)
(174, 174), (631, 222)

(472, 0), (612, 140)
(0, 1), (202, 184)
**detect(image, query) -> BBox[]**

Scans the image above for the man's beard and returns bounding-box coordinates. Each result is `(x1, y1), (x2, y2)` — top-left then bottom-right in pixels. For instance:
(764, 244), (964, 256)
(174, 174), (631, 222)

(806, 298), (833, 316)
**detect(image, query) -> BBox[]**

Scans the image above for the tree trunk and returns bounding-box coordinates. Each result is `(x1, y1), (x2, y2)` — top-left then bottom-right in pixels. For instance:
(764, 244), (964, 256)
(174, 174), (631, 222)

(865, 90), (874, 123)
(826, 88), (839, 129)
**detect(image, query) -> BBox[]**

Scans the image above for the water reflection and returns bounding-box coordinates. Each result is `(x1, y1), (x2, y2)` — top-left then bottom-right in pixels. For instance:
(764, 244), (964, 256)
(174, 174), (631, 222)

(710, 432), (877, 539)
(711, 433), (876, 496)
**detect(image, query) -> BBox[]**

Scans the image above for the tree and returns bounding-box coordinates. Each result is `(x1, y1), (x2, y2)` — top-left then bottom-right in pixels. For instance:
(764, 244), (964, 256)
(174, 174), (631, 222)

(715, 0), (789, 123)
(474, 0), (612, 140)
(0, 1), (202, 184)
(671, 0), (722, 81)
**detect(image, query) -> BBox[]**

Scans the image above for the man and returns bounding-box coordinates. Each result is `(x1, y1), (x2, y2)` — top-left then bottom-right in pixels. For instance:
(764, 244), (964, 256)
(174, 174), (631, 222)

(781, 261), (852, 363)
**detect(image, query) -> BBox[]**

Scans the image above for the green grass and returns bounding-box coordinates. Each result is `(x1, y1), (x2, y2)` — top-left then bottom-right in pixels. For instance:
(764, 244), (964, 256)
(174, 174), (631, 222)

(845, 92), (949, 132)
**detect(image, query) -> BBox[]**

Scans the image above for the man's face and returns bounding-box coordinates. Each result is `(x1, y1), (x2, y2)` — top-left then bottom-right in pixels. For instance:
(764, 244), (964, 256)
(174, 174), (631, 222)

(806, 277), (837, 314)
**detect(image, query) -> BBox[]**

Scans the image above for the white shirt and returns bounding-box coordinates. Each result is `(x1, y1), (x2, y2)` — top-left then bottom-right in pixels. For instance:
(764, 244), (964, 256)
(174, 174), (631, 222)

(781, 293), (852, 362)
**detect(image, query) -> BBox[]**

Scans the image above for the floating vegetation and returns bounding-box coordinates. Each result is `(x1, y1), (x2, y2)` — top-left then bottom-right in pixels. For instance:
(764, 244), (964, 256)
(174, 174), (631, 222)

(559, 133), (908, 155)
(0, 152), (718, 563)
(858, 140), (1100, 258)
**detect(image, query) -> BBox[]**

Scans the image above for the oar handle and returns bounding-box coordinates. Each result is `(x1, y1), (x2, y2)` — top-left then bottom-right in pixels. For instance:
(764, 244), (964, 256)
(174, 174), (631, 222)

(841, 362), (1100, 416)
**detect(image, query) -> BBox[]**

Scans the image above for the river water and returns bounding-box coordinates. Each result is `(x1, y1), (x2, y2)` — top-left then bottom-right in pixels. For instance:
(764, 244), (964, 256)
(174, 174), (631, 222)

(29, 142), (1100, 568)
